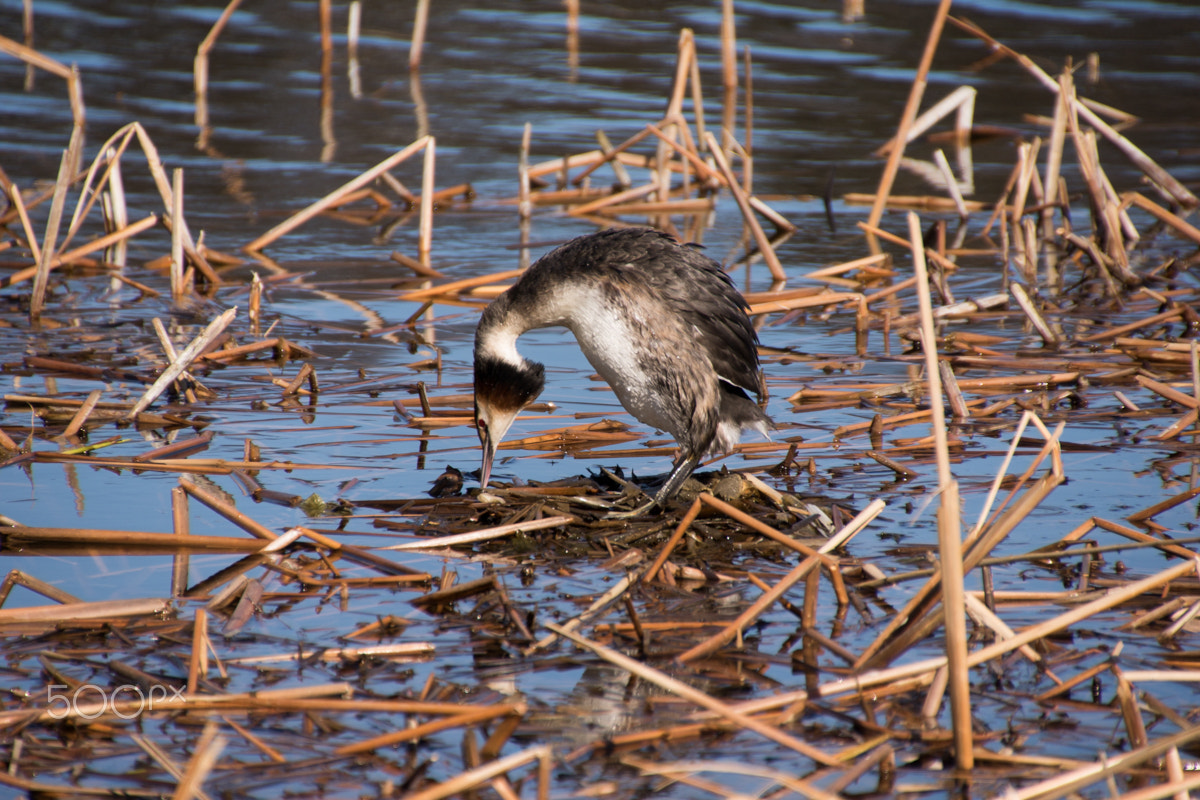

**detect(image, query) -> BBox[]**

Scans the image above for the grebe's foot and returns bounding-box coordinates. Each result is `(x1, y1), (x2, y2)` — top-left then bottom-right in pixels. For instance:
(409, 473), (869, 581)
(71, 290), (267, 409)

(604, 454), (700, 519)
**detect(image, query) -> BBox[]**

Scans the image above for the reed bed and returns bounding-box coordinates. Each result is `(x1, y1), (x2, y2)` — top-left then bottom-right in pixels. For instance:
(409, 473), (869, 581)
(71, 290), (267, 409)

(2, 3), (1200, 800)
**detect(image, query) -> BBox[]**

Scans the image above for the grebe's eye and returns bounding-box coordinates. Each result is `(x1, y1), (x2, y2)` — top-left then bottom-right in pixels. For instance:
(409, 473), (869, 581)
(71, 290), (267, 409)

(476, 418), (487, 433)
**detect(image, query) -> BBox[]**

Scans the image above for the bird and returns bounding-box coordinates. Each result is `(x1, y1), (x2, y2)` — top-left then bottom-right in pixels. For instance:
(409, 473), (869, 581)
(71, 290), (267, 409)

(473, 227), (773, 510)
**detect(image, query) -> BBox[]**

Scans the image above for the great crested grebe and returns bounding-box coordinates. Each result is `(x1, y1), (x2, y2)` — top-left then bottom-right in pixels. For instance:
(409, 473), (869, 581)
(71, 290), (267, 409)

(473, 227), (773, 509)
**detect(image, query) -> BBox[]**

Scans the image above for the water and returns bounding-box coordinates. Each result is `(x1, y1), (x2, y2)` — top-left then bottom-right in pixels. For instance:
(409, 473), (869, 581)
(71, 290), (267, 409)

(2, 1), (1200, 797)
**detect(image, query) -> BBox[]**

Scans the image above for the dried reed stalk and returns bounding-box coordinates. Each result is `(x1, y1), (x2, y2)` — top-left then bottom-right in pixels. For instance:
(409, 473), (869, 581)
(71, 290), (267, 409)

(1010, 282), (1060, 346)
(193, 0), (244, 131)
(171, 722), (225, 800)
(1123, 191), (1200, 246)
(950, 15), (1196, 207)
(132, 733), (216, 800)
(677, 553), (826, 663)
(865, 0), (954, 250)
(518, 122), (532, 219)
(170, 167), (186, 298)
(401, 744), (552, 800)
(720, 0), (737, 92)
(383, 515), (573, 551)
(29, 150), (71, 321)
(245, 136), (432, 251)
(547, 622), (841, 767)
(909, 210), (972, 768)
(0, 569), (80, 606)
(568, 178), (661, 216)
(410, 0), (430, 71)
(179, 476), (277, 540)
(703, 130), (785, 280)
(0, 33), (85, 131)
(1003, 724), (1200, 800)
(334, 702), (525, 756)
(419, 135), (435, 265)
(875, 85), (976, 157)
(6, 181), (41, 264)
(1, 526), (267, 552)
(60, 389), (101, 438)
(127, 307), (237, 418)
(969, 560), (1196, 669)
(932, 149), (968, 219)
(525, 572), (637, 655)
(0, 597), (168, 624)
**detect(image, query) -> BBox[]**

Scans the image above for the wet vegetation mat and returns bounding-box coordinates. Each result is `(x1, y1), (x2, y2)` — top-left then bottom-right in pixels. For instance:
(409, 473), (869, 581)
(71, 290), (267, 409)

(3, 1), (1200, 799)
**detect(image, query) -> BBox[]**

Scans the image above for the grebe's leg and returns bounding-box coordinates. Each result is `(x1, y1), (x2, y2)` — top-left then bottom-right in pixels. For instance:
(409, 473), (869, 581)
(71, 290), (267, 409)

(606, 452), (700, 519)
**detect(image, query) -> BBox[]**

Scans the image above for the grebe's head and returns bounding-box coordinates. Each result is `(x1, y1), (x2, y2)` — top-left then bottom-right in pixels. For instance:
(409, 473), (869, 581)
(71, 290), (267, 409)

(472, 352), (545, 489)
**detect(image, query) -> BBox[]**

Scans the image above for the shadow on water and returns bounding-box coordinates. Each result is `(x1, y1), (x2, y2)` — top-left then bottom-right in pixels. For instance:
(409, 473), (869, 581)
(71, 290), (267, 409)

(2, 1), (1200, 797)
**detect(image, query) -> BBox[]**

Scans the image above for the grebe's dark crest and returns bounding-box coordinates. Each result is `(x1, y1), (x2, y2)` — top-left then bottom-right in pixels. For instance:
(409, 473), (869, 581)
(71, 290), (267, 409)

(473, 227), (773, 508)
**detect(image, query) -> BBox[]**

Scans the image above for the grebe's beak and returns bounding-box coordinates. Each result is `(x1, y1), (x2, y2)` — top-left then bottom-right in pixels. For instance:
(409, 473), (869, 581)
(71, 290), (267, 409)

(478, 419), (496, 488)
(474, 403), (520, 489)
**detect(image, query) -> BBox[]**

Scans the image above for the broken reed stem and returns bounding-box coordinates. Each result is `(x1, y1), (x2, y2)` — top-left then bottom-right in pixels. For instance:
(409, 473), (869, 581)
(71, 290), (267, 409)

(188, 607), (207, 694)
(30, 150), (71, 322)
(62, 125), (138, 251)
(661, 29), (693, 202)
(932, 149), (968, 219)
(1010, 282), (1060, 346)
(909, 210), (972, 769)
(720, 0), (736, 91)
(401, 745), (552, 800)
(419, 136), (435, 266)
(172, 485), (191, 597)
(170, 167), (185, 299)
(409, 0), (430, 71)
(1123, 191), (1200, 246)
(677, 553), (825, 663)
(1, 215), (159, 290)
(398, 267), (524, 301)
(170, 721), (225, 800)
(703, 130), (785, 281)
(334, 703), (525, 756)
(643, 497), (703, 583)
(0, 597), (169, 624)
(1042, 71), (1070, 240)
(821, 558), (1197, 708)
(546, 622), (842, 768)
(127, 307), (237, 418)
(524, 572), (636, 656)
(950, 15), (1196, 207)
(245, 136), (432, 252)
(194, 0), (244, 130)
(0, 33), (85, 131)
(865, 0), (954, 252)
(8, 182), (41, 264)
(60, 389), (101, 438)
(970, 560), (1197, 669)
(1004, 725), (1200, 800)
(1, 526), (269, 552)
(383, 515), (573, 551)
(518, 122), (532, 219)
(674, 498), (881, 663)
(179, 475), (278, 540)
(125, 123), (219, 286)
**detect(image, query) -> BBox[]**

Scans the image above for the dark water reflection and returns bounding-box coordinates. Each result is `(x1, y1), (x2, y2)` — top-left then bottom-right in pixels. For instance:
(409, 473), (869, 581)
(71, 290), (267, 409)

(2, 0), (1200, 796)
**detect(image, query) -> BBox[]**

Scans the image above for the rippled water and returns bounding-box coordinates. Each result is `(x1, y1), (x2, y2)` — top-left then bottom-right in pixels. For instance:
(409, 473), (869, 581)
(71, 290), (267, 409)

(2, 0), (1199, 796)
